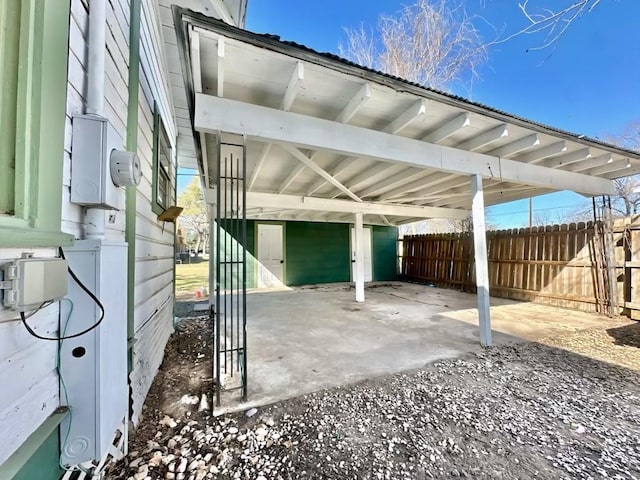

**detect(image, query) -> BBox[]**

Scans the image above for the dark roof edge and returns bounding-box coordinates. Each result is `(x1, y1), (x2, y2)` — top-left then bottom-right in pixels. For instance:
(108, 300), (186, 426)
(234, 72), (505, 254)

(174, 8), (640, 161)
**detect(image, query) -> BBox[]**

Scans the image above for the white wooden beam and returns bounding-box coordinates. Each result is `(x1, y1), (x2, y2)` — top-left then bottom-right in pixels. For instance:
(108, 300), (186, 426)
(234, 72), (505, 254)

(488, 134), (540, 158)
(247, 143), (271, 191)
(206, 190), (470, 219)
(190, 31), (202, 94)
(341, 163), (397, 194)
(380, 172), (455, 200)
(422, 113), (471, 143)
(280, 62), (304, 111)
(306, 158), (358, 195)
(539, 148), (591, 169)
(517, 141), (567, 164)
(566, 153), (613, 172)
(357, 169), (430, 199)
(354, 212), (365, 302)
(208, 0), (235, 25)
(277, 164), (305, 193)
(336, 83), (371, 124)
(456, 124), (508, 152)
(280, 145), (362, 202)
(383, 99), (427, 134)
(216, 38), (225, 97)
(586, 158), (631, 176)
(194, 94), (614, 195)
(471, 174), (492, 347)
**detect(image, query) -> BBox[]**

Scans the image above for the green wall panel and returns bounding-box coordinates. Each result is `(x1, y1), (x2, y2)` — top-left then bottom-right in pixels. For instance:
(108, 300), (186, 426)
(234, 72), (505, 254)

(216, 221), (397, 287)
(285, 222), (351, 286)
(13, 428), (61, 480)
(372, 225), (399, 281)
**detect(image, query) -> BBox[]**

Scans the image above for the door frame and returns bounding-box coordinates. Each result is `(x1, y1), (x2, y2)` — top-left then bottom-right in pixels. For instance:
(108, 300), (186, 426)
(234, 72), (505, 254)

(350, 225), (374, 282)
(255, 221), (286, 286)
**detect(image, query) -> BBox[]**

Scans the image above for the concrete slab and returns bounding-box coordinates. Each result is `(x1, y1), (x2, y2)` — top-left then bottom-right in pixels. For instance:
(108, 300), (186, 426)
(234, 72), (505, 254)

(217, 281), (608, 411)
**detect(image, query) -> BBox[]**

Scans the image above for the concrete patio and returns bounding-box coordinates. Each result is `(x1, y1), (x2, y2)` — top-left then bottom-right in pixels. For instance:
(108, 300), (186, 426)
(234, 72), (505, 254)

(217, 281), (607, 410)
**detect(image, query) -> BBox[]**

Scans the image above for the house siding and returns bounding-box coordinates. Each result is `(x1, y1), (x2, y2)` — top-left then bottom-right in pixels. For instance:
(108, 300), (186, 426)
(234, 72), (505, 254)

(129, 0), (176, 425)
(0, 249), (61, 466)
(1, 0), (177, 472)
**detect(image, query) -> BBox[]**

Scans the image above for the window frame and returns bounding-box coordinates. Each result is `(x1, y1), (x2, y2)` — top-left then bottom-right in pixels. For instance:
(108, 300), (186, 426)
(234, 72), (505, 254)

(0, 0), (73, 247)
(152, 103), (175, 215)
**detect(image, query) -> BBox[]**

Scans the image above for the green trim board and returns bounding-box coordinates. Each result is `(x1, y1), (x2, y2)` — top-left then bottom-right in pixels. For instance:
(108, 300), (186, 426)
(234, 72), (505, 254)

(0, 408), (68, 480)
(126, 0), (142, 373)
(0, 0), (71, 246)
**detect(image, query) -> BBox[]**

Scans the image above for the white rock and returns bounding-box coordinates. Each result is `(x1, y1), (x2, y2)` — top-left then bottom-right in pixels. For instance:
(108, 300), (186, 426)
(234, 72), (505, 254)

(228, 427), (239, 435)
(177, 457), (188, 473)
(245, 408), (258, 418)
(160, 416), (178, 429)
(198, 394), (210, 412)
(180, 394), (200, 405)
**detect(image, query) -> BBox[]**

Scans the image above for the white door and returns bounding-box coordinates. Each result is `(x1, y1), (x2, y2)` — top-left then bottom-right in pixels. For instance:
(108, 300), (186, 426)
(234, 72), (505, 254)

(257, 224), (284, 287)
(351, 226), (373, 282)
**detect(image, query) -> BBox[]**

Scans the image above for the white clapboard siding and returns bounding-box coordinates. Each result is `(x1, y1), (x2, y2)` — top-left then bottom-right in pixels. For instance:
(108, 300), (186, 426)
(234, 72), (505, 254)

(127, 0), (177, 425)
(130, 298), (173, 424)
(0, 248), (60, 465)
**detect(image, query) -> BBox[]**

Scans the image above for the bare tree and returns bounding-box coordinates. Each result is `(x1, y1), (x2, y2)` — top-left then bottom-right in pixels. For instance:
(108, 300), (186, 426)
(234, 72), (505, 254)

(493, 0), (603, 51)
(605, 122), (640, 216)
(340, 0), (487, 91)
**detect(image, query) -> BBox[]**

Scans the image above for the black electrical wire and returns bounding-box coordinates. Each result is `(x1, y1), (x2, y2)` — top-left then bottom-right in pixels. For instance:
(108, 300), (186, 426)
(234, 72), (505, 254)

(20, 247), (105, 341)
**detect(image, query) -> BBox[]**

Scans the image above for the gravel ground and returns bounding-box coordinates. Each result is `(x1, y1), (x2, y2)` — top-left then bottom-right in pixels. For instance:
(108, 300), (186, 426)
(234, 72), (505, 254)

(108, 308), (640, 480)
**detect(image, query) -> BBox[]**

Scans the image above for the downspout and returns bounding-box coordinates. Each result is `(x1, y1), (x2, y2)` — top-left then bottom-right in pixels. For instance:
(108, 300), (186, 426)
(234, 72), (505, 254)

(126, 0), (142, 374)
(85, 0), (107, 239)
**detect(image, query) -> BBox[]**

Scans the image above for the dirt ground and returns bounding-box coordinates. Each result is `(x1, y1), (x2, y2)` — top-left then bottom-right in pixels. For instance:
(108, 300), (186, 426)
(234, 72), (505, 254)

(107, 302), (640, 480)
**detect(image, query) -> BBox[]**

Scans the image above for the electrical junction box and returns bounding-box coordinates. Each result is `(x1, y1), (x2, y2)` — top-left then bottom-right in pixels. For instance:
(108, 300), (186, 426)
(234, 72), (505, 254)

(71, 115), (140, 210)
(59, 240), (128, 466)
(2, 256), (68, 311)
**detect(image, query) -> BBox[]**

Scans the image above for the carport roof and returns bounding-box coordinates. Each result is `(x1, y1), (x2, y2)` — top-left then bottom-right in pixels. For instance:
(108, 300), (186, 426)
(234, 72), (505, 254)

(172, 8), (640, 226)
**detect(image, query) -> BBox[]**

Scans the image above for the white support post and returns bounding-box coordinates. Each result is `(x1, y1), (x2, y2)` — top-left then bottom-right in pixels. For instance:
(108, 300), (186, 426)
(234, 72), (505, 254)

(471, 174), (492, 347)
(354, 212), (365, 303)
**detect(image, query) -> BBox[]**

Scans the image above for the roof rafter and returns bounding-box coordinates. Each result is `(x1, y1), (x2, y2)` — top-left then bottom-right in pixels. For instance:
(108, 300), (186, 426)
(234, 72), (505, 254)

(517, 141), (567, 164)
(539, 148), (591, 169)
(280, 61), (304, 111)
(487, 134), (540, 158)
(422, 112), (470, 143)
(456, 123), (508, 152)
(336, 82), (371, 123)
(379, 171), (456, 201)
(383, 99), (428, 134)
(357, 169), (431, 199)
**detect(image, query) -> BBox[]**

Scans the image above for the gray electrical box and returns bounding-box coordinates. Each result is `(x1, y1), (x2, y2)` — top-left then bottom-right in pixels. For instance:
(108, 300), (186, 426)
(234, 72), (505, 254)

(2, 257), (68, 311)
(71, 115), (126, 210)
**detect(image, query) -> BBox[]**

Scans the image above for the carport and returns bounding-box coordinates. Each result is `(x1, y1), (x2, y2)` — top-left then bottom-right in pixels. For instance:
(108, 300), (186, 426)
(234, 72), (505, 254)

(167, 9), (640, 404)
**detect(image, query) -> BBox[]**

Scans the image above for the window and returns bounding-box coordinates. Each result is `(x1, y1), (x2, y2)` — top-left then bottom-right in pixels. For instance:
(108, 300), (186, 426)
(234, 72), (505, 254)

(152, 105), (174, 215)
(0, 1), (73, 247)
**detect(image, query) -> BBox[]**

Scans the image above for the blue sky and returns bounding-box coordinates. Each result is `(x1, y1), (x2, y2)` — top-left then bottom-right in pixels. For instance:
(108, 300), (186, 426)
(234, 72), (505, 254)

(182, 1), (640, 228)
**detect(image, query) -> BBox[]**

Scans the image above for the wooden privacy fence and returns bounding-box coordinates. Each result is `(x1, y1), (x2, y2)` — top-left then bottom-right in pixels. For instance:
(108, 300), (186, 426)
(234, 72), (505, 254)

(400, 217), (640, 318)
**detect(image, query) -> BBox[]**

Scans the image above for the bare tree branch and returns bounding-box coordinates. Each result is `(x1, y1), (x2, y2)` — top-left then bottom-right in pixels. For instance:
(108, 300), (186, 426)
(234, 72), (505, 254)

(492, 0), (603, 51)
(340, 0), (487, 91)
